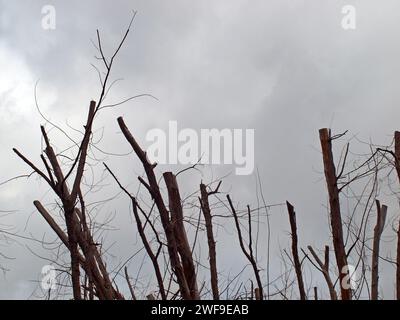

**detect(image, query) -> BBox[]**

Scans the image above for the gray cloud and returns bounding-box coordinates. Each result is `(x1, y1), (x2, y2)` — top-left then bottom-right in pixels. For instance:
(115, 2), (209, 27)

(1, 0), (400, 299)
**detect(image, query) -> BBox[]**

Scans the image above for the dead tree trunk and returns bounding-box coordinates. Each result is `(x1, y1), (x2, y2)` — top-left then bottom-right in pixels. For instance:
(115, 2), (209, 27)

(371, 200), (387, 300)
(117, 116), (193, 300)
(124, 266), (137, 300)
(307, 245), (338, 300)
(14, 101), (123, 300)
(227, 195), (263, 300)
(163, 172), (199, 300)
(199, 183), (219, 300)
(104, 162), (167, 299)
(65, 204), (82, 300)
(394, 131), (400, 299)
(286, 201), (306, 300)
(319, 128), (351, 300)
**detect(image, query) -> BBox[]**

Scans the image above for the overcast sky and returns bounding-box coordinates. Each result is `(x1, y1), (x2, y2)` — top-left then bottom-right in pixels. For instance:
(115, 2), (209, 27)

(1, 0), (400, 299)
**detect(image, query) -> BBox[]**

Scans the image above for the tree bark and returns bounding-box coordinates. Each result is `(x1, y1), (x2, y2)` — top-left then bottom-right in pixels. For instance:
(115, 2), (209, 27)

(117, 117), (192, 299)
(394, 131), (400, 299)
(199, 183), (219, 300)
(16, 102), (123, 300)
(319, 128), (351, 300)
(164, 172), (199, 300)
(371, 200), (387, 300)
(286, 201), (306, 300)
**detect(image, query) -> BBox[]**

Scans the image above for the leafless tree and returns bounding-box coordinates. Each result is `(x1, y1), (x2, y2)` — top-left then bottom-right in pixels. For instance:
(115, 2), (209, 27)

(285, 201), (306, 300)
(7, 11), (400, 301)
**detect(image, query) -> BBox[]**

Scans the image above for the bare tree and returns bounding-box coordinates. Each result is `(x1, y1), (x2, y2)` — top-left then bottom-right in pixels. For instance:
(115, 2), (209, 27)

(117, 116), (199, 300)
(319, 128), (351, 300)
(7, 9), (400, 301)
(227, 195), (263, 300)
(371, 200), (387, 300)
(104, 163), (167, 300)
(12, 13), (142, 300)
(394, 131), (400, 300)
(199, 182), (221, 300)
(285, 201), (306, 300)
(304, 245), (337, 300)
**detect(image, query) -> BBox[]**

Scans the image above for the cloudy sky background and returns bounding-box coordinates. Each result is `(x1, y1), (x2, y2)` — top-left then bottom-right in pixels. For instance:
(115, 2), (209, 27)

(1, 0), (400, 299)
